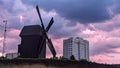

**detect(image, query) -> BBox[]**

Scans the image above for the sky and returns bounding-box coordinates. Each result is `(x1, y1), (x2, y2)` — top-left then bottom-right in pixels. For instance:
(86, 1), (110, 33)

(0, 0), (120, 64)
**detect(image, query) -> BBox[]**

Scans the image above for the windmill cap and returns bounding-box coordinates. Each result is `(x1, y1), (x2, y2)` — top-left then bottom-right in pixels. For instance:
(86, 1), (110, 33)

(20, 25), (43, 36)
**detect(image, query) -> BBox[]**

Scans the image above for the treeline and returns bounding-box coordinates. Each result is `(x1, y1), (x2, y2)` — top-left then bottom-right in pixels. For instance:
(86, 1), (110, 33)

(0, 57), (119, 68)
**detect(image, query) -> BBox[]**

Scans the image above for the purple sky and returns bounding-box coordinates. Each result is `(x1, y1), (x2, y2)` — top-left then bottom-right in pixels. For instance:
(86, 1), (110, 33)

(0, 0), (120, 64)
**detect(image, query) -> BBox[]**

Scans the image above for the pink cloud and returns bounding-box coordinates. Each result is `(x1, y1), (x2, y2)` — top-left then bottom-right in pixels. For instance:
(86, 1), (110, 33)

(90, 53), (120, 64)
(0, 29), (21, 54)
(7, 29), (20, 38)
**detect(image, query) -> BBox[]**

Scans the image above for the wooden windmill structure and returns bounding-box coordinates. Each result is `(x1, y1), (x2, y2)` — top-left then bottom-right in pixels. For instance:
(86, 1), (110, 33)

(18, 6), (56, 58)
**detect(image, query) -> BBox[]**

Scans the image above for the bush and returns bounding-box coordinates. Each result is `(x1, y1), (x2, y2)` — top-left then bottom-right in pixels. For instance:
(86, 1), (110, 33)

(70, 55), (75, 60)
(50, 57), (59, 60)
(59, 56), (68, 60)
(80, 59), (88, 63)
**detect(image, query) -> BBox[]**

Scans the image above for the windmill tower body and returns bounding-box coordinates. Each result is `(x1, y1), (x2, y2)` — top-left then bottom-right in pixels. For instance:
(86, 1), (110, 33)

(18, 25), (46, 58)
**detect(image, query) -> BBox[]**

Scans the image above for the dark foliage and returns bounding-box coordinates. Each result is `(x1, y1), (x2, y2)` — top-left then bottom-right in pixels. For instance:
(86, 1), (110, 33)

(70, 55), (75, 60)
(0, 58), (120, 68)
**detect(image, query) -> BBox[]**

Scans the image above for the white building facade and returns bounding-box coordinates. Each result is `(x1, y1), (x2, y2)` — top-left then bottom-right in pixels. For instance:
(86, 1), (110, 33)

(63, 37), (89, 61)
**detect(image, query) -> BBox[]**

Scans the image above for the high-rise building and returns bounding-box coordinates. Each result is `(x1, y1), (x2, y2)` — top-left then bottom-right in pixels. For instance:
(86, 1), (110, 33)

(63, 37), (89, 61)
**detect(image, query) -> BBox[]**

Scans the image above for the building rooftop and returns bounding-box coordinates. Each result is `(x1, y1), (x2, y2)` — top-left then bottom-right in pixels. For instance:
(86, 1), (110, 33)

(20, 25), (43, 36)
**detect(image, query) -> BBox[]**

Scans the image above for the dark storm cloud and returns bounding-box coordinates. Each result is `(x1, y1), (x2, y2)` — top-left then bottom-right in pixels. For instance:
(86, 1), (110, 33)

(50, 28), (76, 39)
(46, 16), (82, 39)
(0, 1), (3, 4)
(48, 23), (75, 39)
(0, 1), (20, 28)
(22, 0), (115, 24)
(0, 0), (15, 13)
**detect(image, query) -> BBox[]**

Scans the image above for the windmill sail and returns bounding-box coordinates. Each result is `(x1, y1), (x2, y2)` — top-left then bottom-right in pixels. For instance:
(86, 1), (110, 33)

(36, 5), (56, 58)
(47, 39), (56, 57)
(46, 17), (54, 32)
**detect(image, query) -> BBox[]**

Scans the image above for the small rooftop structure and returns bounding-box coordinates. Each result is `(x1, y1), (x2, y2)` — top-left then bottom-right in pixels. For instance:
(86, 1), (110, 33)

(6, 53), (19, 59)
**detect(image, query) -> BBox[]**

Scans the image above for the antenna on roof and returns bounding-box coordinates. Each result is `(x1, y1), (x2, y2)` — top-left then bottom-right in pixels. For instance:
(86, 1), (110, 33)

(2, 20), (7, 57)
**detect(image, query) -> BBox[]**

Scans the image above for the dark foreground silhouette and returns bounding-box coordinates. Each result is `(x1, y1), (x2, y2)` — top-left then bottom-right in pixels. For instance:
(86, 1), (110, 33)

(0, 58), (120, 68)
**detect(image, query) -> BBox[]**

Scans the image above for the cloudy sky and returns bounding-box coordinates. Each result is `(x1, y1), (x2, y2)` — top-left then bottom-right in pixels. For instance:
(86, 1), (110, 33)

(0, 0), (120, 64)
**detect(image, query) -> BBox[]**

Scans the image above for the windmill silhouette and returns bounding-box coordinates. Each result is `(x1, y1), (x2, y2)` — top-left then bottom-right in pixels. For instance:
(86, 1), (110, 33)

(18, 6), (56, 58)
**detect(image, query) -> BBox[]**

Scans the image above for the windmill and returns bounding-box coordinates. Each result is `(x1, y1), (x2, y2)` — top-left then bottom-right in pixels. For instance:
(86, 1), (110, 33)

(36, 5), (56, 58)
(18, 6), (56, 58)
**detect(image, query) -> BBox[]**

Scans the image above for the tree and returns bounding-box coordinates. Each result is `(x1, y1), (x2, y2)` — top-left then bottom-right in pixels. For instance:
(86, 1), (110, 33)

(50, 57), (59, 60)
(80, 59), (88, 62)
(70, 55), (75, 60)
(59, 56), (68, 60)
(0, 56), (5, 59)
